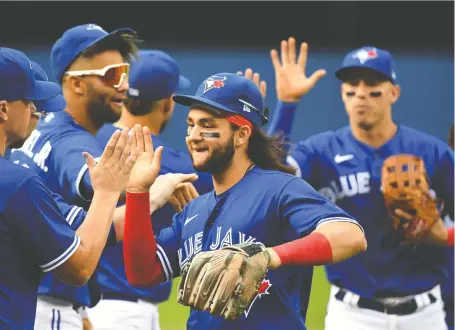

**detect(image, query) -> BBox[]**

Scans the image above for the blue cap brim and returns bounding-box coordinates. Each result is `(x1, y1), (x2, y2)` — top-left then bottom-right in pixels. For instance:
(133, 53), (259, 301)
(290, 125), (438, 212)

(24, 80), (62, 101)
(34, 93), (66, 112)
(335, 66), (393, 82)
(178, 75), (191, 91)
(173, 94), (236, 116)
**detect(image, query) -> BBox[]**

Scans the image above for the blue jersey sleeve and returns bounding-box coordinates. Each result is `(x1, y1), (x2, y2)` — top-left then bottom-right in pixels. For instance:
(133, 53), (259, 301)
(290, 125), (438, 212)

(5, 176), (80, 272)
(51, 192), (117, 246)
(287, 139), (319, 183)
(434, 146), (454, 218)
(155, 212), (184, 282)
(278, 177), (362, 236)
(52, 134), (103, 202)
(266, 101), (299, 145)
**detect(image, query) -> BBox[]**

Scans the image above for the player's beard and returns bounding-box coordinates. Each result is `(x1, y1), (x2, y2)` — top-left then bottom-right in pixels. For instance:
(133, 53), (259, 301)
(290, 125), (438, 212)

(86, 86), (121, 130)
(191, 135), (235, 175)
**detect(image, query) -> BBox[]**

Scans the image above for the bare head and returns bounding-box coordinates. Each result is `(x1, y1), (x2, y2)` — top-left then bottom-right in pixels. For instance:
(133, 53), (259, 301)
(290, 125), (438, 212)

(336, 47), (400, 132)
(52, 24), (138, 130)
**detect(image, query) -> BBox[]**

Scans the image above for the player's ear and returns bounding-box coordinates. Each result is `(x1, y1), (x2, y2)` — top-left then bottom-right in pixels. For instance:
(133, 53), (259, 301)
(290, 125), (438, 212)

(234, 125), (251, 147)
(390, 84), (401, 105)
(66, 76), (85, 96)
(0, 100), (8, 123)
(162, 96), (174, 114)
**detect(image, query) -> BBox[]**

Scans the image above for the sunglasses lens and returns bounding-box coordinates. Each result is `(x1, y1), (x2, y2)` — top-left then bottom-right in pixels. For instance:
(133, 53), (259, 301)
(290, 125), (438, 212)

(103, 65), (129, 87)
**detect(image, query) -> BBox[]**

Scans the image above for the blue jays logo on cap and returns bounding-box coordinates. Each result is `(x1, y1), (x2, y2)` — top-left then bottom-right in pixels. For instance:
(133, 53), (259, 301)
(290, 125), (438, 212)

(352, 48), (378, 64)
(335, 46), (397, 84)
(203, 76), (227, 93)
(173, 72), (268, 127)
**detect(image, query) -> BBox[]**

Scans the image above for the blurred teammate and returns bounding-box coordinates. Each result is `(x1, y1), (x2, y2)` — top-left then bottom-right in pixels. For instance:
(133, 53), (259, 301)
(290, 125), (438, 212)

(267, 38), (454, 329)
(9, 24), (139, 329)
(0, 47), (139, 329)
(442, 123), (454, 330)
(122, 72), (367, 330)
(90, 50), (212, 329)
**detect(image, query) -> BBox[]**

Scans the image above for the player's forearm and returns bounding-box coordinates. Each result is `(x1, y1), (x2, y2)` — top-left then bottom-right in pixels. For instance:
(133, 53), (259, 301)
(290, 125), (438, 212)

(269, 222), (366, 269)
(314, 222), (367, 262)
(266, 101), (298, 145)
(112, 196), (162, 242)
(124, 192), (165, 287)
(69, 191), (119, 284)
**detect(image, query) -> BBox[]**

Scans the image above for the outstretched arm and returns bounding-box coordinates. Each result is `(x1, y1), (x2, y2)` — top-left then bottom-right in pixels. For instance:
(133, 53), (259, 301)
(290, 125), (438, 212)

(267, 37), (326, 142)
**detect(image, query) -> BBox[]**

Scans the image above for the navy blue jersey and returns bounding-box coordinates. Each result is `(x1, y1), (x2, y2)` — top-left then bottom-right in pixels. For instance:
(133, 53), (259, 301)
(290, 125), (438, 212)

(95, 123), (213, 302)
(288, 124), (454, 297)
(0, 158), (79, 329)
(154, 166), (360, 330)
(9, 111), (104, 306)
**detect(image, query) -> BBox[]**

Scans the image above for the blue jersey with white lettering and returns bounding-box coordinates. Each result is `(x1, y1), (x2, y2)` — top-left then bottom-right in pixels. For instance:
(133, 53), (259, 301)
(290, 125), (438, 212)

(288, 124), (454, 297)
(0, 157), (80, 329)
(95, 123), (213, 302)
(155, 166), (361, 330)
(9, 111), (104, 306)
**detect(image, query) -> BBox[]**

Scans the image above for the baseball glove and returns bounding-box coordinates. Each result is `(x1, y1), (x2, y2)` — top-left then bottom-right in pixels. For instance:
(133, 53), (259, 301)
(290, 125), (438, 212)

(381, 154), (443, 243)
(177, 242), (271, 320)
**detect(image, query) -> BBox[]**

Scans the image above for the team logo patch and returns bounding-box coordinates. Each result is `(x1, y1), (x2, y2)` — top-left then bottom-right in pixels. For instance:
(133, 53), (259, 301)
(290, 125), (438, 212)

(352, 48), (378, 64)
(203, 76), (226, 93)
(244, 279), (272, 318)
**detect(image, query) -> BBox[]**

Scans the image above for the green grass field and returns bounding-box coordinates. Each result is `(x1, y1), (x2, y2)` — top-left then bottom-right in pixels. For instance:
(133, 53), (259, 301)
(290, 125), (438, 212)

(158, 266), (331, 330)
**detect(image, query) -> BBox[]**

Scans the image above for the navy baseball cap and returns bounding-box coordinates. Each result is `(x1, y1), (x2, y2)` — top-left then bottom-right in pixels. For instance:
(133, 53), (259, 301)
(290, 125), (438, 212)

(173, 73), (268, 127)
(335, 47), (397, 84)
(51, 23), (137, 82)
(31, 61), (66, 112)
(127, 50), (190, 101)
(0, 48), (61, 102)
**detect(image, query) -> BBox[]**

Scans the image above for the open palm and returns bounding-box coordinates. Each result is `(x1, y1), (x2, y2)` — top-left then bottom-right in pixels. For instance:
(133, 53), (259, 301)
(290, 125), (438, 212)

(126, 125), (163, 194)
(270, 37), (326, 102)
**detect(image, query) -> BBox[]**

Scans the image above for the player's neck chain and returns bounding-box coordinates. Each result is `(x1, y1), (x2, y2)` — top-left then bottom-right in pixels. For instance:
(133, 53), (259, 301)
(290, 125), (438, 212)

(244, 163), (255, 177)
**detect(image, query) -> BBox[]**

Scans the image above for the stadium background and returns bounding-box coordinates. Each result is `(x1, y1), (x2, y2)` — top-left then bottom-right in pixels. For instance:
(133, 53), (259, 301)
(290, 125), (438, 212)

(2, 1), (453, 329)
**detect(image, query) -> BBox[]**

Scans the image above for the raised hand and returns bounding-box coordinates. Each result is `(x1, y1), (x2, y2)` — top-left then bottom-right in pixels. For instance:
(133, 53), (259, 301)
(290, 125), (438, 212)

(270, 37), (326, 102)
(83, 128), (138, 196)
(237, 68), (267, 100)
(126, 125), (163, 194)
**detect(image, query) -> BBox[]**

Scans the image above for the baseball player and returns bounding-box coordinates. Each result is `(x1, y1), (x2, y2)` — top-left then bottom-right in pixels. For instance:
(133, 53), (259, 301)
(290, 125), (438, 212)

(267, 38), (454, 329)
(90, 50), (213, 329)
(442, 124), (454, 330)
(9, 24), (139, 329)
(122, 72), (367, 330)
(0, 47), (140, 329)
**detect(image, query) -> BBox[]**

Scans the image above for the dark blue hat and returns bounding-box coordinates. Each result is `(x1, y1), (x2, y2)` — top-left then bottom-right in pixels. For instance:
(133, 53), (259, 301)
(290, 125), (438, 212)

(335, 46), (397, 84)
(0, 48), (61, 101)
(127, 50), (190, 101)
(173, 73), (267, 127)
(51, 24), (136, 82)
(31, 61), (66, 112)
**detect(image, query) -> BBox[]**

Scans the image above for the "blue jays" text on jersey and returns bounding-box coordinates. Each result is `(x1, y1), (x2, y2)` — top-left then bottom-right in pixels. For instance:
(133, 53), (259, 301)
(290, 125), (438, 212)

(288, 125), (454, 297)
(154, 166), (361, 330)
(94, 124), (214, 304)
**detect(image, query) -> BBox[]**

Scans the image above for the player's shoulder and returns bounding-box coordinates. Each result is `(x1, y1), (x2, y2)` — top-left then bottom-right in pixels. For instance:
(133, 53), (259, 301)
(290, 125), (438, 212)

(399, 125), (449, 149)
(294, 126), (351, 151)
(248, 167), (299, 188)
(0, 158), (40, 209)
